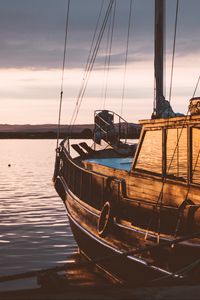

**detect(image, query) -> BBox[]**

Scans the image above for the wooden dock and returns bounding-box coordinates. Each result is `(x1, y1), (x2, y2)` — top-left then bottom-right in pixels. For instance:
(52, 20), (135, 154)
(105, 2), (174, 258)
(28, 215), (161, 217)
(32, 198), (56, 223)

(1, 253), (200, 300)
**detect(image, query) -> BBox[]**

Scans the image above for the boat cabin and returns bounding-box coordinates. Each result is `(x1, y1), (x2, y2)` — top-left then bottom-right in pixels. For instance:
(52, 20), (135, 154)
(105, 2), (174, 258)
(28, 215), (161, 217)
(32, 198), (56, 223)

(132, 113), (200, 186)
(83, 109), (200, 188)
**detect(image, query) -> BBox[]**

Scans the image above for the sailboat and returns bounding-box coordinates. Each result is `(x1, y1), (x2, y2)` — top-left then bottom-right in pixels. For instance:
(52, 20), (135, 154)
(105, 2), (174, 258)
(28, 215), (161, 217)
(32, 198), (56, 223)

(53, 0), (200, 284)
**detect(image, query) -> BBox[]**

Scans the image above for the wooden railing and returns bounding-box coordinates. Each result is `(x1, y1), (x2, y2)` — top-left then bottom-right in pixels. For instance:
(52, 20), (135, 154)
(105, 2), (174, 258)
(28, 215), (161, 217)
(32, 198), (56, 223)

(60, 146), (115, 210)
(58, 144), (187, 236)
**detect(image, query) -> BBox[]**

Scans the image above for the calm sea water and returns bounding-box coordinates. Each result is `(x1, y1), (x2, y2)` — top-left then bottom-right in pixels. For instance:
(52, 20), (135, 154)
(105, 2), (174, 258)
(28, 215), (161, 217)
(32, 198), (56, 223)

(0, 138), (138, 291)
(0, 139), (78, 279)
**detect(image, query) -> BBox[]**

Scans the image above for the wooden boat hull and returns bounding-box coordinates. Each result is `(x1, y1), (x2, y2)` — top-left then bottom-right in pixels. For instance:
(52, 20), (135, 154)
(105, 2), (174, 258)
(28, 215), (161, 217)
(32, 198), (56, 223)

(54, 132), (200, 284)
(64, 186), (173, 284)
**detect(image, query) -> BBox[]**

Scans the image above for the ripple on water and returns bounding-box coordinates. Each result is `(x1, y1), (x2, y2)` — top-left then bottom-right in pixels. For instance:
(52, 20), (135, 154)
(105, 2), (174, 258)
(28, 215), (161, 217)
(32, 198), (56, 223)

(0, 140), (77, 278)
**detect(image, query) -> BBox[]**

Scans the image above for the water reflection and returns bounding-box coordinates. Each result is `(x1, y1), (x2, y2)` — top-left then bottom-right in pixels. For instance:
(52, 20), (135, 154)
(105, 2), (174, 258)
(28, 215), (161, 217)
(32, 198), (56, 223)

(0, 140), (77, 277)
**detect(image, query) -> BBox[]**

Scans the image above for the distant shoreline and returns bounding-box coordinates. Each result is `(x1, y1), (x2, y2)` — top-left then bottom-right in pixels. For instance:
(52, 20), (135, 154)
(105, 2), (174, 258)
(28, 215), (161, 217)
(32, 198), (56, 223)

(0, 123), (141, 139)
(0, 132), (140, 139)
(0, 132), (92, 139)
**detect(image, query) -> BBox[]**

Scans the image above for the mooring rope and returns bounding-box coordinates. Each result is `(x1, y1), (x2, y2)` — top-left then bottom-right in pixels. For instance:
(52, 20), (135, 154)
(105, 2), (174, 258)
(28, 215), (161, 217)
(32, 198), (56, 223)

(150, 257), (200, 284)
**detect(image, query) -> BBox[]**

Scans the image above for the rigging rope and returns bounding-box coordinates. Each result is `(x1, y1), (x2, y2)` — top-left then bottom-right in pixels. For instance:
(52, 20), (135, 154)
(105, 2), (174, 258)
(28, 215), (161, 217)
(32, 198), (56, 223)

(120, 0), (133, 116)
(145, 74), (200, 241)
(145, 122), (188, 241)
(103, 0), (116, 108)
(102, 10), (112, 109)
(56, 0), (70, 149)
(146, 0), (199, 239)
(68, 0), (105, 133)
(145, 97), (198, 241)
(168, 0), (179, 102)
(192, 75), (200, 98)
(68, 0), (114, 133)
(174, 146), (200, 237)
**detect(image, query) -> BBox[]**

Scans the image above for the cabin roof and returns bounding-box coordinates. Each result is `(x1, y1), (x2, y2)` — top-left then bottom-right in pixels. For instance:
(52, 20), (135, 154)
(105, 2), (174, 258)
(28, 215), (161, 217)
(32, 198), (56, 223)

(139, 114), (200, 127)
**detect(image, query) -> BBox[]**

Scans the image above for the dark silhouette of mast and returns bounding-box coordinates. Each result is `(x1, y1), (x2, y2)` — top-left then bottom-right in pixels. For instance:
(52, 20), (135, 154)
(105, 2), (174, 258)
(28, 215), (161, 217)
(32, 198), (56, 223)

(153, 0), (175, 119)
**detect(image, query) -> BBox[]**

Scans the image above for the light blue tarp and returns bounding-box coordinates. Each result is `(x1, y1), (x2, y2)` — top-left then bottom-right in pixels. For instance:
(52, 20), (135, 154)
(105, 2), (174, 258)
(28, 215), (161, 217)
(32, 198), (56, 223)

(85, 157), (132, 171)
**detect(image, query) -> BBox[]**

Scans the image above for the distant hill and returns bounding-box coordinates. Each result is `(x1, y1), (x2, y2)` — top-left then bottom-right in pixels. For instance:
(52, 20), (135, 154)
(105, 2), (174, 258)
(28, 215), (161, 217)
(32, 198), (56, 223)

(0, 124), (94, 139)
(0, 124), (94, 133)
(0, 123), (141, 139)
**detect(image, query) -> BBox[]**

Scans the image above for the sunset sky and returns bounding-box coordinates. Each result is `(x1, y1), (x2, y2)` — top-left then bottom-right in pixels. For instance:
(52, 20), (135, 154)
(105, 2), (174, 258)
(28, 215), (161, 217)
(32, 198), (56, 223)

(0, 0), (200, 125)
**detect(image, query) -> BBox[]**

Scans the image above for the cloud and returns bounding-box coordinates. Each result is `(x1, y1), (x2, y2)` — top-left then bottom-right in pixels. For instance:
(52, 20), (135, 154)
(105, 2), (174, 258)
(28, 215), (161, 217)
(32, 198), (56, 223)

(0, 0), (199, 70)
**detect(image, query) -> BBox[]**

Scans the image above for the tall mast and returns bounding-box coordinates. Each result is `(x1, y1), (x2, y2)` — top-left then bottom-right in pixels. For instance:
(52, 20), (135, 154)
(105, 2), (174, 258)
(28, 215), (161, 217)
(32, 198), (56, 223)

(153, 0), (174, 119)
(154, 0), (165, 110)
